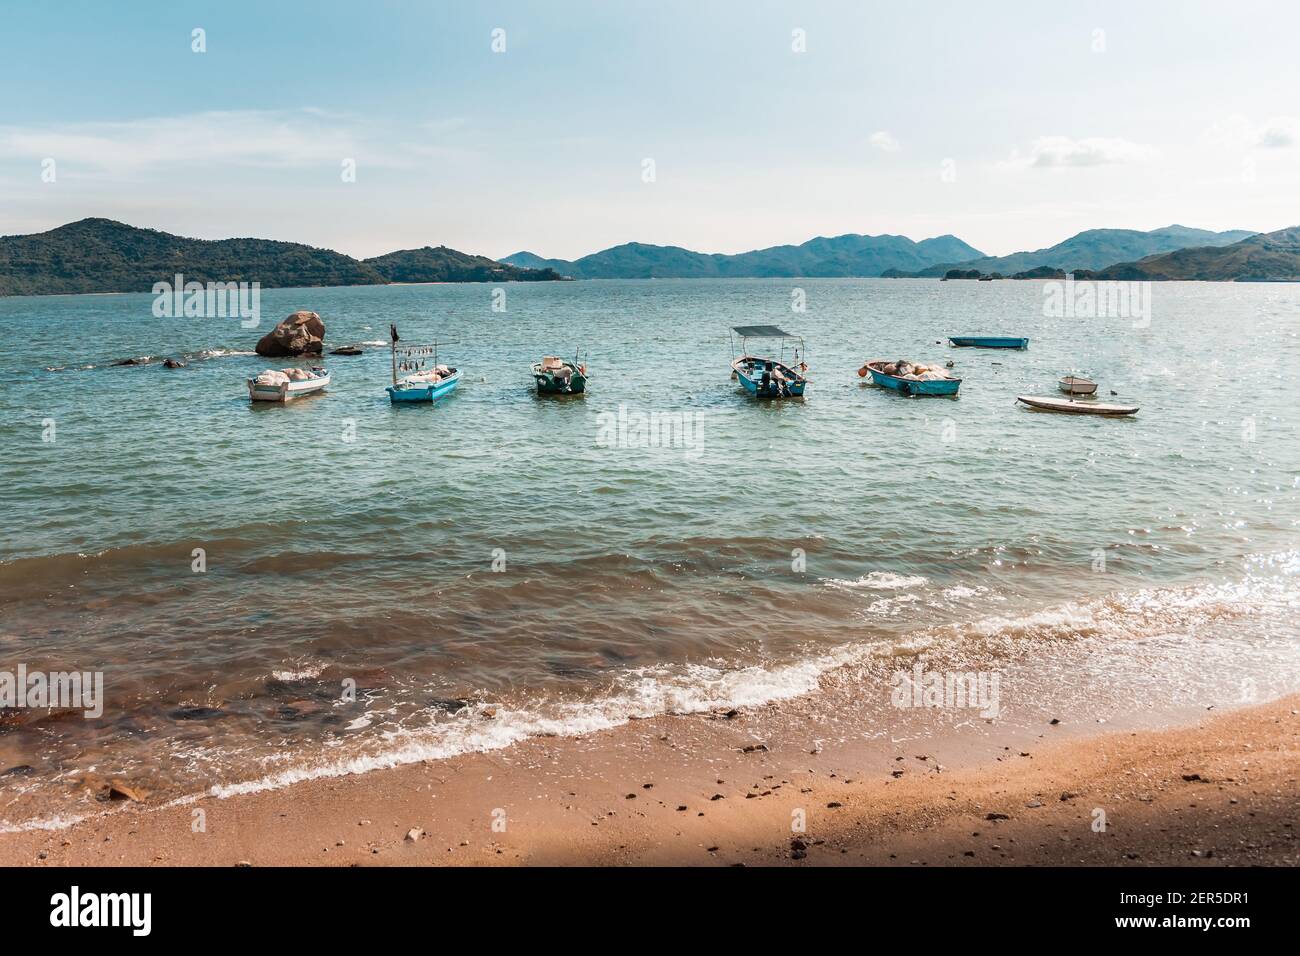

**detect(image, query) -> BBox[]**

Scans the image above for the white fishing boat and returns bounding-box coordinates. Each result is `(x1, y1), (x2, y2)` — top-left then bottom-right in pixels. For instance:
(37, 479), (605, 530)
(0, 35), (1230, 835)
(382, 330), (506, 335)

(1058, 375), (1098, 395)
(1017, 395), (1138, 416)
(247, 366), (330, 402)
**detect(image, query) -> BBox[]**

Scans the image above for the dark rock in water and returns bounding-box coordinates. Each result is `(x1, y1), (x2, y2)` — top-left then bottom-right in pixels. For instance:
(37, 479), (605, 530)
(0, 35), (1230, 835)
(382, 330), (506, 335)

(255, 311), (325, 357)
(112, 357), (141, 366)
(330, 345), (364, 356)
(170, 706), (225, 721)
(429, 698), (469, 714)
(162, 358), (185, 368)
(1, 765), (35, 777)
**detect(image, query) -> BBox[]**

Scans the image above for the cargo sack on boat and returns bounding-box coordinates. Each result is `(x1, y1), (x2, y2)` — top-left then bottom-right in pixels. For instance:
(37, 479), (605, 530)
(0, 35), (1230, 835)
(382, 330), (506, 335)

(256, 370), (289, 386)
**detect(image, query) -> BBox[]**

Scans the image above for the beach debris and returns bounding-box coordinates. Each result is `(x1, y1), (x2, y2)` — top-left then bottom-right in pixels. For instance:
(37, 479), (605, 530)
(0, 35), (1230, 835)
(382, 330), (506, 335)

(710, 793), (725, 801)
(890, 770), (905, 778)
(826, 801), (843, 808)
(1060, 792), (1078, 801)
(740, 743), (768, 753)
(104, 780), (147, 802)
(1025, 800), (1044, 808)
(1049, 718), (1061, 725)
(809, 741), (822, 754)
(256, 310), (325, 357)
(985, 812), (1011, 821)
(1182, 773), (1204, 782)
(235, 860), (252, 867)
(790, 838), (808, 860)
(676, 805), (687, 812)
(405, 828), (424, 842)
(625, 793), (636, 799)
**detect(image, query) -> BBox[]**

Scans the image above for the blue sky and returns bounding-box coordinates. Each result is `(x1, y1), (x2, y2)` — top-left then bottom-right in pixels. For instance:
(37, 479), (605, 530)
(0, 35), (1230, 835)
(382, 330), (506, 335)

(2, 0), (1298, 259)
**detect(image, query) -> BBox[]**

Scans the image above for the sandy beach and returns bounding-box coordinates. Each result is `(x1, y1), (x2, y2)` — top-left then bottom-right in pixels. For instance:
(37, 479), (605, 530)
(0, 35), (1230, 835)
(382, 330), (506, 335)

(3, 690), (1295, 868)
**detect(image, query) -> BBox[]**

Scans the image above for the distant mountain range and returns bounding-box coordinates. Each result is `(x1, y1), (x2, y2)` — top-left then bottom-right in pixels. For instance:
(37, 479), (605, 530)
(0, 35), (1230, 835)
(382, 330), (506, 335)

(0, 219), (560, 296)
(3, 218), (1293, 296)
(884, 225), (1257, 279)
(504, 234), (985, 279)
(1089, 226), (1300, 281)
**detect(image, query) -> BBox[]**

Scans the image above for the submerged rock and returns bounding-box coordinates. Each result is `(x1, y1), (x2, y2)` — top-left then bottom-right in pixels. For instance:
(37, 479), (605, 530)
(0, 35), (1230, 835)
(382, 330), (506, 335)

(256, 311), (324, 357)
(329, 345), (364, 356)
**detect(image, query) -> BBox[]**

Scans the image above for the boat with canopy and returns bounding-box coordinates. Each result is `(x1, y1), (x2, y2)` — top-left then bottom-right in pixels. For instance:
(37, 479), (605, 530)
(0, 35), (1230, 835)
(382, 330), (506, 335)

(729, 325), (808, 398)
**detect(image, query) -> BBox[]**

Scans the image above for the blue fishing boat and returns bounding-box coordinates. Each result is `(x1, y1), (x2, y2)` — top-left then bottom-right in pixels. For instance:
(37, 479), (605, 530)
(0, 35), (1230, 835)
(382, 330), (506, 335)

(948, 336), (1029, 349)
(729, 325), (809, 398)
(386, 324), (461, 404)
(859, 360), (961, 396)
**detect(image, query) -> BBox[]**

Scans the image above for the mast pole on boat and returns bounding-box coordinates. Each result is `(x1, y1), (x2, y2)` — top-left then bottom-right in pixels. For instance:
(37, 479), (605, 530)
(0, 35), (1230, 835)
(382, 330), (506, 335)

(390, 324), (399, 385)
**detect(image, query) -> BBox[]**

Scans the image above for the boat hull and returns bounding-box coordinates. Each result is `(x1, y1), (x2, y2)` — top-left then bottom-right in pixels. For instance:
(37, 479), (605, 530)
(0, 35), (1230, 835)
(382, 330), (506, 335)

(387, 371), (461, 404)
(1058, 377), (1098, 395)
(734, 366), (806, 398)
(1017, 395), (1137, 416)
(247, 372), (330, 402)
(864, 363), (960, 396)
(532, 362), (587, 394)
(948, 336), (1029, 349)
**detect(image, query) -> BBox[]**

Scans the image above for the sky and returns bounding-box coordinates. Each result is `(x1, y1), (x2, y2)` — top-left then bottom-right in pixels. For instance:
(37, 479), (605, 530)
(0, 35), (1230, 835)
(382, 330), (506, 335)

(1, 0), (1298, 261)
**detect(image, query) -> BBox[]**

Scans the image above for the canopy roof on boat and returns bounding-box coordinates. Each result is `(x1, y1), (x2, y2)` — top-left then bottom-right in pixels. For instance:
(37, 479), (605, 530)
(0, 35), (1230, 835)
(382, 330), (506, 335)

(732, 325), (800, 339)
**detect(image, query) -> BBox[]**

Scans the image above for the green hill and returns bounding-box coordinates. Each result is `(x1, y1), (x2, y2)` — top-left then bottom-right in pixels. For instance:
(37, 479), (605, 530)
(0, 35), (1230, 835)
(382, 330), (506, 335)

(0, 219), (558, 296)
(1090, 226), (1300, 281)
(364, 246), (562, 283)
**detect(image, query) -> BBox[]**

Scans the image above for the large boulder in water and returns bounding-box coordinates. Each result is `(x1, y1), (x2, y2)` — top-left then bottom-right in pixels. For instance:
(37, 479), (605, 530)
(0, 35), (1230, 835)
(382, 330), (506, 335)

(255, 311), (325, 357)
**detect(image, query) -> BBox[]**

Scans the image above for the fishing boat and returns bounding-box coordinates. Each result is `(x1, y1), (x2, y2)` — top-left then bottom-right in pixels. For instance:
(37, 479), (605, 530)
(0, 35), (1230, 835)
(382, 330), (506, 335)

(1017, 395), (1138, 416)
(533, 354), (587, 394)
(386, 324), (460, 404)
(729, 325), (808, 398)
(948, 336), (1029, 349)
(1058, 375), (1098, 395)
(859, 360), (961, 396)
(247, 366), (330, 402)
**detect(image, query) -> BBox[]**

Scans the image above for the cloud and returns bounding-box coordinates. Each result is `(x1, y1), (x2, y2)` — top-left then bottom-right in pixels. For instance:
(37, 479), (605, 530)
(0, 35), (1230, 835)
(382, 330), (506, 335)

(1002, 136), (1156, 169)
(1202, 114), (1297, 150)
(1255, 118), (1295, 148)
(0, 110), (471, 175)
(869, 130), (900, 152)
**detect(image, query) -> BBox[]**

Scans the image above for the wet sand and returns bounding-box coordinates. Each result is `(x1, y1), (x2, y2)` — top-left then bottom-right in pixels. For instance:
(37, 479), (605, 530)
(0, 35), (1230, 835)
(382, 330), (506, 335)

(3, 692), (1296, 867)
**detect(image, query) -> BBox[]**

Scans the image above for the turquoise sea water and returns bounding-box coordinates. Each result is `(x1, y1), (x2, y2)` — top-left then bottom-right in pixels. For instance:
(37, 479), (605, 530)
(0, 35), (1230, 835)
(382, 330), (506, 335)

(1, 278), (1297, 825)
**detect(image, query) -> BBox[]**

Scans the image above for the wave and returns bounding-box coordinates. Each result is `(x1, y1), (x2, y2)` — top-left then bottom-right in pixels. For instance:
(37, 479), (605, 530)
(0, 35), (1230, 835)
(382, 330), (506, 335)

(825, 571), (929, 591)
(207, 563), (1300, 801)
